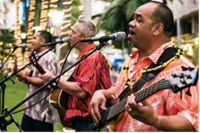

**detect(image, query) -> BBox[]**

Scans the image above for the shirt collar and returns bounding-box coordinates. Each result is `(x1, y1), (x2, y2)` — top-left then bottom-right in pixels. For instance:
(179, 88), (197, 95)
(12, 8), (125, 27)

(131, 41), (173, 64)
(78, 43), (96, 59)
(149, 41), (173, 64)
(38, 49), (51, 56)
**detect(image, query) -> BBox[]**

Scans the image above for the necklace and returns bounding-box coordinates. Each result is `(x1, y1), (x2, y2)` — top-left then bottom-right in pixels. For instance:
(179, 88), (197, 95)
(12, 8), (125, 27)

(123, 47), (182, 87)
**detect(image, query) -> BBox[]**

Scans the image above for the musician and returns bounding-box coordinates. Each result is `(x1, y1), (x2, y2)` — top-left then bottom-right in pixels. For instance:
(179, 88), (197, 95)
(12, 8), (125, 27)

(13, 30), (61, 131)
(90, 1), (198, 132)
(39, 19), (112, 131)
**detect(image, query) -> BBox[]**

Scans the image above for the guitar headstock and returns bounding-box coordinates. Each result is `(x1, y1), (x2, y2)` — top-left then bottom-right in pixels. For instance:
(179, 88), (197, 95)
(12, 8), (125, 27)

(29, 50), (39, 67)
(29, 49), (46, 74)
(168, 70), (198, 94)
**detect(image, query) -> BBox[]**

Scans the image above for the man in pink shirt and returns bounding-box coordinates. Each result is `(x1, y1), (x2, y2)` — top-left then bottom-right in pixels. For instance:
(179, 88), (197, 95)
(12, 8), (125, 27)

(90, 1), (198, 132)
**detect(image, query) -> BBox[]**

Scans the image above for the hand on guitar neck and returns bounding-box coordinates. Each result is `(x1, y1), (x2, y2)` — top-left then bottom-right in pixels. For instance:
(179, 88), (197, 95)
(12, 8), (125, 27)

(13, 61), (32, 82)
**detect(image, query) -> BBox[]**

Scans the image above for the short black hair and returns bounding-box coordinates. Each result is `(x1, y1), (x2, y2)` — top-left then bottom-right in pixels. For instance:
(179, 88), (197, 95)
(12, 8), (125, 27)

(37, 30), (53, 43)
(147, 1), (174, 37)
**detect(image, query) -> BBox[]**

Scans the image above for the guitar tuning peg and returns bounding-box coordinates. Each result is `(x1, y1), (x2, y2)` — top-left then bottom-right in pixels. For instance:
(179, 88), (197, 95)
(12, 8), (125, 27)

(179, 73), (184, 78)
(172, 74), (178, 78)
(186, 74), (192, 79)
(186, 87), (192, 96)
(181, 66), (188, 71)
(180, 80), (187, 85)
(188, 67), (194, 71)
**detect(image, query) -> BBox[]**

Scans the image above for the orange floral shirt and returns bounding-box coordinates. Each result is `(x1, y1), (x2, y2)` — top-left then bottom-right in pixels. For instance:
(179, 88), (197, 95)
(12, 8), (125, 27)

(112, 41), (199, 131)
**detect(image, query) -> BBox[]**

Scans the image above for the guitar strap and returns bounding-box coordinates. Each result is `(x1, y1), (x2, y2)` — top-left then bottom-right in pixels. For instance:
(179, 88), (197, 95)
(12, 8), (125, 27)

(118, 47), (177, 100)
(131, 47), (178, 92)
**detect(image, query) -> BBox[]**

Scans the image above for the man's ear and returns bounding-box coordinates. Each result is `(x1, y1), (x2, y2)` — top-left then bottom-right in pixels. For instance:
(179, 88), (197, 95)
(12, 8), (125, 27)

(82, 35), (88, 39)
(153, 23), (164, 36)
(41, 38), (46, 44)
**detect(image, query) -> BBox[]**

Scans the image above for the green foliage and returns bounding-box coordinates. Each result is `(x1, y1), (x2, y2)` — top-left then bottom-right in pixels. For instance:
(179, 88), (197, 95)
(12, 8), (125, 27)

(0, 29), (15, 45)
(0, 29), (16, 56)
(4, 79), (63, 132)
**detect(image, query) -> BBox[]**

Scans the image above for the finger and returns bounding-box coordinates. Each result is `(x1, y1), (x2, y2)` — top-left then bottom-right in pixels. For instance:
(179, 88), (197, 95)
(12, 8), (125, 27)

(100, 101), (107, 110)
(127, 94), (138, 110)
(125, 104), (131, 112)
(38, 74), (43, 79)
(125, 95), (132, 111)
(44, 69), (50, 73)
(141, 99), (150, 106)
(94, 103), (101, 122)
(90, 104), (99, 125)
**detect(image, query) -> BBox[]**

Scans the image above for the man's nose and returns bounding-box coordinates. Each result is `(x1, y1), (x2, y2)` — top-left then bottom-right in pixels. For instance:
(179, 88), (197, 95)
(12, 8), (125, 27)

(129, 20), (136, 28)
(68, 31), (72, 36)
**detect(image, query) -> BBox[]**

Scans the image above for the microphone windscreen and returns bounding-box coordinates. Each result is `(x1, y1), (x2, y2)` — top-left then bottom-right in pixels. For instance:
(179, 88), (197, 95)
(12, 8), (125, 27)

(115, 32), (126, 41)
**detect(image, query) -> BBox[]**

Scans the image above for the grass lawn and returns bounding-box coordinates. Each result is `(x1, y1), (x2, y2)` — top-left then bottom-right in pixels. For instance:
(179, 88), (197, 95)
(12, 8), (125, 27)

(1, 78), (63, 132)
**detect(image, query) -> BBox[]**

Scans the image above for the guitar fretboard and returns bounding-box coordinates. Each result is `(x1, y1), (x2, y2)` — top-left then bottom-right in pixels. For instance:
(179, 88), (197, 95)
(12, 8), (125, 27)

(100, 79), (171, 122)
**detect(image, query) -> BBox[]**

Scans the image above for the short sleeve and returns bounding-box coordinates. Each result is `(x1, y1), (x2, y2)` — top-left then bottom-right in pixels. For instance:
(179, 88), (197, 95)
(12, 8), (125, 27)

(73, 53), (102, 95)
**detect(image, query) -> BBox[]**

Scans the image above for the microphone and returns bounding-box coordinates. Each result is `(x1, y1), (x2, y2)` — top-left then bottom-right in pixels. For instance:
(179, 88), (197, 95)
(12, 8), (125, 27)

(4, 44), (28, 49)
(79, 31), (126, 42)
(41, 37), (70, 47)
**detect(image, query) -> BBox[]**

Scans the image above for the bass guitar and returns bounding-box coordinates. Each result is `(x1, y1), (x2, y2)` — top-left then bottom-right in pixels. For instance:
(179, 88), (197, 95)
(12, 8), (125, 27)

(94, 69), (198, 131)
(29, 50), (68, 127)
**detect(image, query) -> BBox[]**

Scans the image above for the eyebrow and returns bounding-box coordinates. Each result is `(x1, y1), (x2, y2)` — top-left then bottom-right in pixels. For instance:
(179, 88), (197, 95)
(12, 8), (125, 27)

(72, 28), (76, 33)
(133, 13), (143, 19)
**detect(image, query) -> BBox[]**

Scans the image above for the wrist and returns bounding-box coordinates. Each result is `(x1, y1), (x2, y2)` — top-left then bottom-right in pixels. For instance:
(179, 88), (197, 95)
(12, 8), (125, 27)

(23, 75), (28, 83)
(152, 115), (161, 129)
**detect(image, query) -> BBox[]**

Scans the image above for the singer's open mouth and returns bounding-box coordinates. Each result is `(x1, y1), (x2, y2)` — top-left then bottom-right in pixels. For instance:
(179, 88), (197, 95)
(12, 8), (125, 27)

(130, 31), (135, 35)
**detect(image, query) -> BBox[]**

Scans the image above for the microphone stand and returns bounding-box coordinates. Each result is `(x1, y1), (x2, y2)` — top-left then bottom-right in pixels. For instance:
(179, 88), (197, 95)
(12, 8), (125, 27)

(0, 41), (107, 131)
(0, 47), (17, 70)
(0, 47), (18, 115)
(0, 47), (54, 131)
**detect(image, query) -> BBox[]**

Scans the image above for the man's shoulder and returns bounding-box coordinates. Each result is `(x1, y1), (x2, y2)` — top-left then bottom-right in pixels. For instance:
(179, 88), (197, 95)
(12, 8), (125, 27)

(165, 54), (196, 71)
(41, 51), (59, 62)
(86, 50), (104, 59)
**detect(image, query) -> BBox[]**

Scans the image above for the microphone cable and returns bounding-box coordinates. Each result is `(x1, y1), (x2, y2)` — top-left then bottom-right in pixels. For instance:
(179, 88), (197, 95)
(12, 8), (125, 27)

(56, 40), (80, 83)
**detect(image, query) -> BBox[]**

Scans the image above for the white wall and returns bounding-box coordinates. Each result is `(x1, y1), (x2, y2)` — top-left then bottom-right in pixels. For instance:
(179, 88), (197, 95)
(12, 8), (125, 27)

(167, 0), (199, 20)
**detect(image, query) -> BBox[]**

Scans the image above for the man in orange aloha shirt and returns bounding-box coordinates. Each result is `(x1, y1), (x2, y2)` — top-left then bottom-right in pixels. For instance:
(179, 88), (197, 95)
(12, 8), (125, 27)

(39, 19), (112, 131)
(90, 1), (198, 132)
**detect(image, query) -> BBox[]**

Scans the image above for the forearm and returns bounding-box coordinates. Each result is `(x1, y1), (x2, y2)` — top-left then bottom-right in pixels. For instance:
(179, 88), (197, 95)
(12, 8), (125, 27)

(58, 77), (87, 98)
(25, 76), (44, 87)
(154, 115), (195, 131)
(101, 88), (115, 98)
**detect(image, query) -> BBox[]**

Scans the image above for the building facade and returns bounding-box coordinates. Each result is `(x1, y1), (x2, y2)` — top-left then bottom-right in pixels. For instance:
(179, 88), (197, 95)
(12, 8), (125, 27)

(167, 0), (199, 67)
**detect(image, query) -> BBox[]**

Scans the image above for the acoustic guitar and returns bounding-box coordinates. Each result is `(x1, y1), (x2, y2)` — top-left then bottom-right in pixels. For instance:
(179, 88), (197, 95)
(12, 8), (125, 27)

(14, 56), (33, 82)
(29, 50), (68, 127)
(93, 69), (198, 131)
